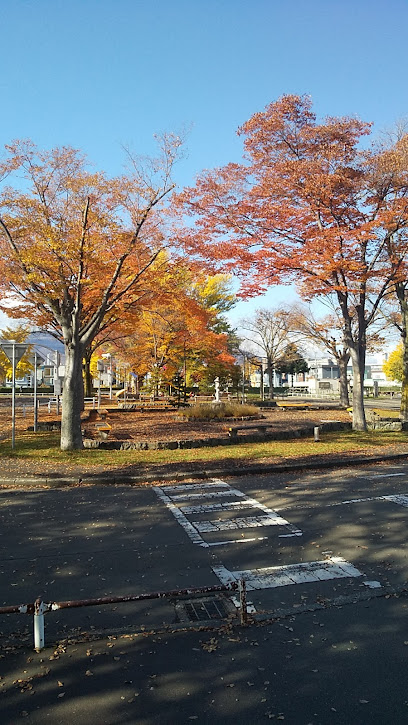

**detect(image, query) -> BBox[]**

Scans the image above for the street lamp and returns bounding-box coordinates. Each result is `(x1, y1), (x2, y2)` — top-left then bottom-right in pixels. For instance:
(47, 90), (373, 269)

(0, 340), (29, 449)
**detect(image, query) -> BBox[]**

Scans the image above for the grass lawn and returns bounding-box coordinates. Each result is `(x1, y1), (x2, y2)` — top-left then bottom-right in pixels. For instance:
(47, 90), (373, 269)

(0, 429), (407, 470)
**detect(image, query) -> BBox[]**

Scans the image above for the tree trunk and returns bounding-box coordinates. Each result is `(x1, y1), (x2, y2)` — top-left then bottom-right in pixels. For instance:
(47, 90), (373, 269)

(349, 344), (367, 431)
(266, 359), (275, 400)
(61, 342), (85, 450)
(338, 353), (350, 408)
(397, 290), (408, 425)
(400, 314), (408, 425)
(83, 349), (93, 399)
(401, 345), (408, 426)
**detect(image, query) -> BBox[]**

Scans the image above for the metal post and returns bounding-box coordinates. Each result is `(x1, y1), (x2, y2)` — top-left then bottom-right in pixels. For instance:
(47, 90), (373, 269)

(11, 342), (16, 450)
(242, 354), (245, 403)
(34, 598), (45, 652)
(98, 371), (101, 409)
(314, 426), (320, 442)
(33, 351), (38, 432)
(239, 578), (248, 626)
(109, 355), (113, 401)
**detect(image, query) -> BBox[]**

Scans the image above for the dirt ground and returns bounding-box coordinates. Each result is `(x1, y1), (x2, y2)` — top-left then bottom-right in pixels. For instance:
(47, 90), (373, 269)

(0, 398), (351, 443)
(82, 405), (351, 442)
(0, 398), (357, 480)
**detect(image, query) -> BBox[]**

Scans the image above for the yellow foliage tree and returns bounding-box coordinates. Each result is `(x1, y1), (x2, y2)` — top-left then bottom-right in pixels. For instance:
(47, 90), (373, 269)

(383, 344), (403, 382)
(0, 325), (33, 384)
(0, 137), (185, 449)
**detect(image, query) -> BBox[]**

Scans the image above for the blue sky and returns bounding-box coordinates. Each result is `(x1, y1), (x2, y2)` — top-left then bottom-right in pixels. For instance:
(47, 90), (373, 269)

(1, 0), (408, 330)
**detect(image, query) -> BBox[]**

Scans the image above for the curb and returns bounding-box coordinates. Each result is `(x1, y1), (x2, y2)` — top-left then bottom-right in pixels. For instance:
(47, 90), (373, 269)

(2, 450), (408, 488)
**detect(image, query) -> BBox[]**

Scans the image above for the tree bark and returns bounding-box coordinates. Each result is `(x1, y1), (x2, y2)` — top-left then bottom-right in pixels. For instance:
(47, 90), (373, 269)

(349, 344), (366, 431)
(399, 302), (408, 425)
(83, 349), (93, 399)
(266, 359), (275, 399)
(395, 283), (408, 425)
(61, 342), (85, 450)
(338, 353), (350, 408)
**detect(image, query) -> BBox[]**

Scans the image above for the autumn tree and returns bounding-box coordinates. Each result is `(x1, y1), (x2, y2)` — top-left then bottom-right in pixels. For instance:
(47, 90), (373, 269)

(0, 136), (184, 449)
(367, 131), (408, 422)
(289, 304), (351, 406)
(382, 344), (403, 382)
(100, 269), (237, 398)
(188, 273), (239, 391)
(240, 307), (292, 399)
(177, 96), (408, 430)
(0, 324), (33, 385)
(79, 251), (179, 397)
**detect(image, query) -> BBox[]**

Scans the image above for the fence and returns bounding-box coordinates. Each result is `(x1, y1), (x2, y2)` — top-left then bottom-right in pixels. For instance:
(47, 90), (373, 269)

(0, 580), (248, 652)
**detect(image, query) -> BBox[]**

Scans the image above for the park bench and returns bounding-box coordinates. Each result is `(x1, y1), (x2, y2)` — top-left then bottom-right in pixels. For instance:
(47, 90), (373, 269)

(94, 422), (112, 439)
(119, 402), (174, 412)
(277, 402), (320, 410)
(228, 422), (276, 440)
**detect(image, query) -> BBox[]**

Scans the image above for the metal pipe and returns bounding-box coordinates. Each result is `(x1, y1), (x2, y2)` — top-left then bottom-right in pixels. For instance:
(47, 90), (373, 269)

(11, 342), (16, 449)
(49, 582), (238, 611)
(1, 581), (241, 652)
(34, 598), (45, 652)
(239, 578), (248, 626)
(109, 355), (113, 400)
(33, 351), (38, 432)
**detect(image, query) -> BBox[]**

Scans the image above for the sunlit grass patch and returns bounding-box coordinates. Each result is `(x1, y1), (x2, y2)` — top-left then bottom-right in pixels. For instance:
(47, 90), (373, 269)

(0, 429), (407, 470)
(371, 408), (400, 418)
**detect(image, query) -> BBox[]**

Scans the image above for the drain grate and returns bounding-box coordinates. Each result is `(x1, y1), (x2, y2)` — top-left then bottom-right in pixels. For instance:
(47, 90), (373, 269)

(174, 595), (235, 623)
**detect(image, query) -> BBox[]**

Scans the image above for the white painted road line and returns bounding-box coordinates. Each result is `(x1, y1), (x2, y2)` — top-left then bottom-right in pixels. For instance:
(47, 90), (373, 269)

(155, 478), (303, 542)
(384, 495), (408, 507)
(153, 486), (209, 547)
(213, 557), (364, 591)
(193, 514), (290, 533)
(160, 481), (230, 493)
(207, 536), (269, 547)
(169, 489), (247, 501)
(366, 473), (405, 479)
(328, 492), (408, 507)
(179, 501), (254, 514)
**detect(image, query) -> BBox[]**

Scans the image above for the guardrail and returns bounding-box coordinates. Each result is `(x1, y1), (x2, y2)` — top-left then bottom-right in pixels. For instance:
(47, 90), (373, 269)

(0, 580), (248, 652)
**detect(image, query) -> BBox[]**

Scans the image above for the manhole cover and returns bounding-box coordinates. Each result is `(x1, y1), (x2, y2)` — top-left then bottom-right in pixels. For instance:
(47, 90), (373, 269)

(174, 595), (235, 623)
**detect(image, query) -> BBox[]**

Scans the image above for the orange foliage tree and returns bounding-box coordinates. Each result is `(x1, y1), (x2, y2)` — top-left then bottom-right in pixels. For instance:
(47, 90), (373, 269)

(0, 136), (185, 449)
(104, 269), (237, 396)
(177, 96), (408, 430)
(368, 132), (408, 422)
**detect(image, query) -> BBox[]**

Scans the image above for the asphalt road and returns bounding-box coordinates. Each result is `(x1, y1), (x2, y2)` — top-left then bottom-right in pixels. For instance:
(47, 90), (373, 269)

(1, 460), (408, 723)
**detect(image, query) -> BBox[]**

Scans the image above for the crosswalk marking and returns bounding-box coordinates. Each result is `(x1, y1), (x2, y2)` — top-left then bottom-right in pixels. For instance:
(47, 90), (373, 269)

(193, 514), (290, 533)
(179, 500), (254, 514)
(160, 481), (230, 494)
(212, 557), (363, 591)
(153, 479), (302, 545)
(385, 494), (408, 507)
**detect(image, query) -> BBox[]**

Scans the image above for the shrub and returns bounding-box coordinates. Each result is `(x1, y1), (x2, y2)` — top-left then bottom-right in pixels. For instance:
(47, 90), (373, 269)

(181, 402), (260, 420)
